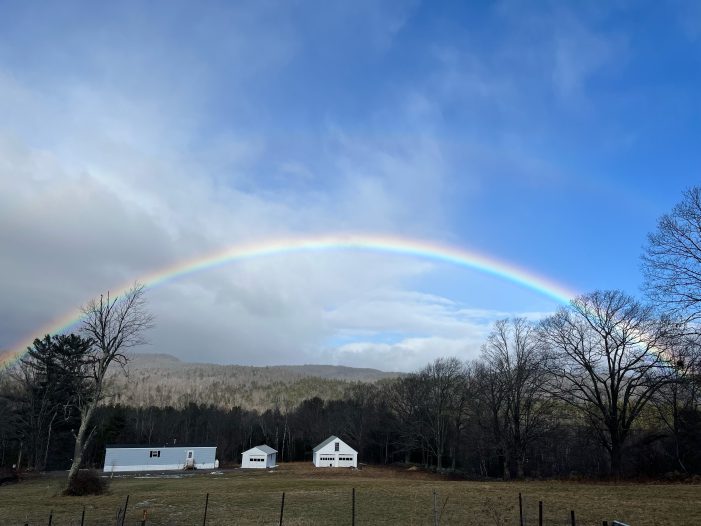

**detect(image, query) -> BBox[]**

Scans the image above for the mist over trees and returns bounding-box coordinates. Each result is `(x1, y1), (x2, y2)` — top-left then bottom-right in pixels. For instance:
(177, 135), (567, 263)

(1, 188), (701, 480)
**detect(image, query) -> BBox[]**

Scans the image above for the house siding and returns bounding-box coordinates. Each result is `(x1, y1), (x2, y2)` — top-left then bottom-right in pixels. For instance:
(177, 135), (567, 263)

(241, 446), (277, 469)
(312, 437), (357, 468)
(103, 446), (216, 472)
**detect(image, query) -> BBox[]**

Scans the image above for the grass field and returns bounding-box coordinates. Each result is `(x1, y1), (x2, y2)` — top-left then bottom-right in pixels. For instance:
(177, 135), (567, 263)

(0, 463), (700, 525)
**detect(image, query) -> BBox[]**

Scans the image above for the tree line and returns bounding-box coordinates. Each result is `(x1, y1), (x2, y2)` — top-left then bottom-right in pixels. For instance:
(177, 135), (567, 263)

(1, 188), (701, 482)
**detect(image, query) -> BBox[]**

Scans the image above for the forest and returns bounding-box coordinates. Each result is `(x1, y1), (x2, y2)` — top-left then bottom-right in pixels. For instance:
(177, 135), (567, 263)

(1, 188), (701, 482)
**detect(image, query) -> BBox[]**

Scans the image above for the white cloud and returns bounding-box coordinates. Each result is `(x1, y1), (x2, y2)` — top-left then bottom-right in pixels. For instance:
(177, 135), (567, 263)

(0, 1), (570, 370)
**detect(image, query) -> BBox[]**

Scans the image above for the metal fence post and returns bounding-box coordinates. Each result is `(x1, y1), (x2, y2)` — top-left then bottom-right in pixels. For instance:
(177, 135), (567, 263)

(279, 492), (285, 526)
(352, 488), (356, 526)
(518, 493), (523, 526)
(121, 495), (129, 526)
(202, 493), (210, 526)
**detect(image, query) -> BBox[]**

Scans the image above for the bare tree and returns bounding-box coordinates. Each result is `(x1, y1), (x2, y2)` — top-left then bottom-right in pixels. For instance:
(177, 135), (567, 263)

(385, 374), (426, 463)
(649, 332), (701, 473)
(417, 357), (468, 470)
(643, 186), (701, 323)
(66, 283), (153, 490)
(481, 318), (552, 479)
(540, 290), (676, 477)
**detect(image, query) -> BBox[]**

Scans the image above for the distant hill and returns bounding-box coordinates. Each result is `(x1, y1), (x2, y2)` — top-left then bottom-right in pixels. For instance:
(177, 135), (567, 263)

(108, 353), (401, 412)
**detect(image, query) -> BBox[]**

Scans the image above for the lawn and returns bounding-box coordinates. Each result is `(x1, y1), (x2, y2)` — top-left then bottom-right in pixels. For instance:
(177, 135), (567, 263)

(0, 463), (699, 525)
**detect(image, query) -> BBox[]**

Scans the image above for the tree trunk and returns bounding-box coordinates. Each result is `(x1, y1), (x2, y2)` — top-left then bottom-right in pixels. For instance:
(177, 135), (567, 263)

(42, 413), (57, 472)
(66, 404), (96, 489)
(609, 441), (623, 478)
(515, 455), (525, 479)
(15, 441), (23, 470)
(502, 452), (511, 480)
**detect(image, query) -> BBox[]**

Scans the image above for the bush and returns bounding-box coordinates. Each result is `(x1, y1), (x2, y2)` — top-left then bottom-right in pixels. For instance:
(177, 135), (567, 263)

(63, 469), (108, 496)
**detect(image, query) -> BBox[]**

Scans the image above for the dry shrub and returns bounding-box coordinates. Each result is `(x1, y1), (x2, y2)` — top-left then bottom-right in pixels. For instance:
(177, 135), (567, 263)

(63, 470), (108, 496)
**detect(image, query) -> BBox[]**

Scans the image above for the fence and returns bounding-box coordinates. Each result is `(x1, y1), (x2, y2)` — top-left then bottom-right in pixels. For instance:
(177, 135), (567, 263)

(17, 489), (629, 526)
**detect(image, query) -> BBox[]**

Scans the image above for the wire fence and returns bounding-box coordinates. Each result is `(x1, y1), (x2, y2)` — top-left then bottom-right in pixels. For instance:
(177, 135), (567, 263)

(11, 489), (631, 526)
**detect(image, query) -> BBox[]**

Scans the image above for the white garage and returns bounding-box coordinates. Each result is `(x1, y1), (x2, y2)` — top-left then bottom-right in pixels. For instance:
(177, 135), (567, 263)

(312, 436), (357, 468)
(241, 444), (277, 469)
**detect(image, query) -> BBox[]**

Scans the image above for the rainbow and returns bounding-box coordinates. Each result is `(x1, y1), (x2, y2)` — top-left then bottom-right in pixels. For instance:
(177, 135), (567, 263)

(0, 233), (578, 370)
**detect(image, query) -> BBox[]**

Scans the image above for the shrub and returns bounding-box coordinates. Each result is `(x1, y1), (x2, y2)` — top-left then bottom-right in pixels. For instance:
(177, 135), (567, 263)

(63, 469), (108, 496)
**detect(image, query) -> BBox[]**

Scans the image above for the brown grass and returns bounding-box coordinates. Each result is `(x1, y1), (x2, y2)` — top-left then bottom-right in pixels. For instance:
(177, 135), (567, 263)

(0, 463), (699, 525)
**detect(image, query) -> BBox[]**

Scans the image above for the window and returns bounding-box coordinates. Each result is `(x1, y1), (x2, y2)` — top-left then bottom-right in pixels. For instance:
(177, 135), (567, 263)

(149, 450), (161, 458)
(335, 442), (339, 452)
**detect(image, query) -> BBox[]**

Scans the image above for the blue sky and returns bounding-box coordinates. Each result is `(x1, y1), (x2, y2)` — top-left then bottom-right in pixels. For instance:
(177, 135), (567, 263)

(1, 1), (699, 369)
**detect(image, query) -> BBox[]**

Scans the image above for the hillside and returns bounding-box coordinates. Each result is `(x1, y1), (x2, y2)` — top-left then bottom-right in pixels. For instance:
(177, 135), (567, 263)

(107, 353), (401, 411)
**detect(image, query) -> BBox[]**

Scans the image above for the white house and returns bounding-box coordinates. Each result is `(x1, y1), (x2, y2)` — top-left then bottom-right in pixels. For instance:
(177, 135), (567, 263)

(103, 445), (217, 472)
(241, 444), (277, 469)
(312, 436), (357, 468)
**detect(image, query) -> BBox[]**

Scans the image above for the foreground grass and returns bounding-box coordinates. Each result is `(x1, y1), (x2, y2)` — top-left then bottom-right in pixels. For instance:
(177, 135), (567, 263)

(0, 464), (700, 525)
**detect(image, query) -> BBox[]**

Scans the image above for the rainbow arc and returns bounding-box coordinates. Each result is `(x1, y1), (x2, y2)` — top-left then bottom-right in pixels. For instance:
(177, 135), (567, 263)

(0, 233), (578, 370)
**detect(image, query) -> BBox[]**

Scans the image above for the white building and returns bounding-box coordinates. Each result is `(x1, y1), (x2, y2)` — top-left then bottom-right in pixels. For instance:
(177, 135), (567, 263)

(312, 436), (357, 468)
(241, 444), (277, 469)
(103, 445), (217, 472)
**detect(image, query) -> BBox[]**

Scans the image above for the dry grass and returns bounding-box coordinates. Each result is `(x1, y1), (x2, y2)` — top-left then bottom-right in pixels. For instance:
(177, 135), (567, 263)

(0, 463), (699, 525)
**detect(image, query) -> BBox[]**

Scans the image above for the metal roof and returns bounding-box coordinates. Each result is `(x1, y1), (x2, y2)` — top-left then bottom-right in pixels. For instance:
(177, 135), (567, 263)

(105, 444), (216, 449)
(312, 435), (339, 452)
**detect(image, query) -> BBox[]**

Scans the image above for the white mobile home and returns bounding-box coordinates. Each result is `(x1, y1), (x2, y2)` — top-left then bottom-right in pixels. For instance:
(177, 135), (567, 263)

(312, 436), (357, 468)
(103, 444), (217, 473)
(241, 445), (277, 469)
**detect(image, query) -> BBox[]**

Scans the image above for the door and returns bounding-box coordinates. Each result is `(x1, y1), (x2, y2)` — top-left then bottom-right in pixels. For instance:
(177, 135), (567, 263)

(186, 450), (194, 468)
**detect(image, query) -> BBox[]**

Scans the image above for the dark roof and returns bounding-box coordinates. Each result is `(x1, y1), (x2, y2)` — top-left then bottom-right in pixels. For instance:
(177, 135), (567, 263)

(313, 435), (339, 452)
(106, 443), (216, 449)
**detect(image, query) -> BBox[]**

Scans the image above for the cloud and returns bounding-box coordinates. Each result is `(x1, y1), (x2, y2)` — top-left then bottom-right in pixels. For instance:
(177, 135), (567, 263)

(1, 0), (575, 370)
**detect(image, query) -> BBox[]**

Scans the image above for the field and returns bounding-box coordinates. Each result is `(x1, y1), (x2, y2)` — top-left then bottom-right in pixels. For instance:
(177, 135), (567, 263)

(1, 464), (700, 525)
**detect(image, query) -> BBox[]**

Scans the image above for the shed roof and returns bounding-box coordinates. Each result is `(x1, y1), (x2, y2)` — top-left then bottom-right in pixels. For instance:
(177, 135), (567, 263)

(242, 444), (277, 455)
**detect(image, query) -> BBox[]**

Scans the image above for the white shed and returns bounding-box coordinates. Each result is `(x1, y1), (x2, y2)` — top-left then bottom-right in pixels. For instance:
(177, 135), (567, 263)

(312, 436), (357, 468)
(241, 444), (277, 469)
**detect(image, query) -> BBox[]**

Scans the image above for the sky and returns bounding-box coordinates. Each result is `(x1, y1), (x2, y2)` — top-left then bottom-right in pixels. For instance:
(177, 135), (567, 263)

(1, 1), (700, 371)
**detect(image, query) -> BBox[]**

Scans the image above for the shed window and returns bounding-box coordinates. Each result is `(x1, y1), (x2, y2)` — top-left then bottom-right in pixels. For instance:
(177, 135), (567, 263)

(335, 442), (339, 451)
(149, 450), (161, 458)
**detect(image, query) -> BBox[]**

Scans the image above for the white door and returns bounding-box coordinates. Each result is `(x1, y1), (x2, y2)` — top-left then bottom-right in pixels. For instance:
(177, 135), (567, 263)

(186, 450), (194, 468)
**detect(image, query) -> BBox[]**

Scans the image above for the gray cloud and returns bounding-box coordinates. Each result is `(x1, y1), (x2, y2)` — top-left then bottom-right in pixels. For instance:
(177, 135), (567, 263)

(0, 1), (566, 370)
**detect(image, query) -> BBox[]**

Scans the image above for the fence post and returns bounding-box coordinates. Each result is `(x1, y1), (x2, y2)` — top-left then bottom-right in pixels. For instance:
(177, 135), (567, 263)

(518, 493), (523, 526)
(121, 495), (130, 526)
(80, 505), (86, 526)
(141, 509), (148, 526)
(603, 522), (608, 526)
(433, 489), (438, 526)
(202, 493), (210, 526)
(279, 492), (285, 526)
(47, 510), (53, 526)
(570, 509), (576, 526)
(352, 488), (356, 526)
(538, 500), (543, 526)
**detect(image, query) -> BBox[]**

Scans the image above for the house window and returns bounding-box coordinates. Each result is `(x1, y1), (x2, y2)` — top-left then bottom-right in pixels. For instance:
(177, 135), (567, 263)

(335, 442), (339, 452)
(149, 450), (161, 458)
